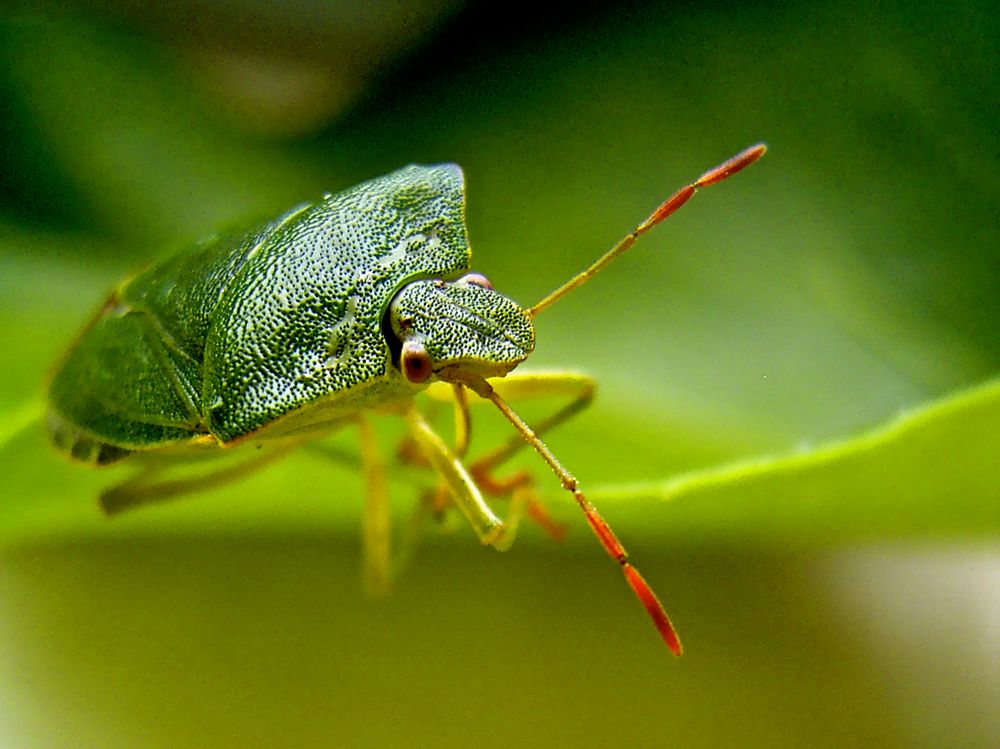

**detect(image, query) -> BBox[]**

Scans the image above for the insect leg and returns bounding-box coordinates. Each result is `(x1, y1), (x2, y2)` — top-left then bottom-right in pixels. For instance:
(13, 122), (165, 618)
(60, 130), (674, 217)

(404, 405), (521, 551)
(356, 415), (392, 597)
(425, 383), (472, 518)
(395, 384), (473, 519)
(100, 441), (299, 515)
(450, 383), (471, 457)
(425, 372), (596, 539)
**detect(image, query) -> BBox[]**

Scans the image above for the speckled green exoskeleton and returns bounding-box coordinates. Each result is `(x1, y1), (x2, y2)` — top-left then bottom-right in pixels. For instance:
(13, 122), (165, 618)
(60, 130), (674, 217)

(48, 144), (766, 655)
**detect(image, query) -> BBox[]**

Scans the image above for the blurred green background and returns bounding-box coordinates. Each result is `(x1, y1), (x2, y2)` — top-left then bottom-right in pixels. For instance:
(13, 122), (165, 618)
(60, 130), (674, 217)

(1, 1), (998, 747)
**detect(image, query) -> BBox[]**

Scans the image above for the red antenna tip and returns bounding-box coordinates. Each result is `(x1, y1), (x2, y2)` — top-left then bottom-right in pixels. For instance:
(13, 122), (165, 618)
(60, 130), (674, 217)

(624, 564), (683, 656)
(697, 142), (767, 187)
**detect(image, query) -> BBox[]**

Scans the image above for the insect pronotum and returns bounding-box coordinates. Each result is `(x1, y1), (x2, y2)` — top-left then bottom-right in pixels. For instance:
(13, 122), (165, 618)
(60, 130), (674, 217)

(48, 143), (767, 655)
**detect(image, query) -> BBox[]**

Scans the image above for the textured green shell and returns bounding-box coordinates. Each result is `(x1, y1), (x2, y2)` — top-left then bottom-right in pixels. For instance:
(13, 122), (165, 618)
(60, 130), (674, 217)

(48, 165), (473, 461)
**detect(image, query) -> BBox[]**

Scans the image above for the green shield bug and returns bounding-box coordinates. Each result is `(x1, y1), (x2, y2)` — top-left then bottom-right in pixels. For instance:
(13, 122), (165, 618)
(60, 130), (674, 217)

(48, 144), (767, 655)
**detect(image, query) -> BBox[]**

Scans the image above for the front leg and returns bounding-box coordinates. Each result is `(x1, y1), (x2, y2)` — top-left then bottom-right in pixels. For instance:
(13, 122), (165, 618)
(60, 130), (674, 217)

(404, 405), (524, 552)
(422, 372), (596, 538)
(425, 371), (595, 486)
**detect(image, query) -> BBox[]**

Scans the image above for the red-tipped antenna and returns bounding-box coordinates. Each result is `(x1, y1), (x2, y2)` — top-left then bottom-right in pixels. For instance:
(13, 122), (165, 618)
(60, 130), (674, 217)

(485, 144), (767, 652)
(528, 143), (767, 317)
(481, 381), (683, 656)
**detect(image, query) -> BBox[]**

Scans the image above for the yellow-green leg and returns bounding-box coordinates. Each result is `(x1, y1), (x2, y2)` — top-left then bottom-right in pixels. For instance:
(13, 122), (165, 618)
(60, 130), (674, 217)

(99, 440), (300, 515)
(355, 415), (392, 597)
(404, 405), (525, 551)
(408, 371), (595, 548)
(385, 373), (594, 558)
(424, 371), (595, 484)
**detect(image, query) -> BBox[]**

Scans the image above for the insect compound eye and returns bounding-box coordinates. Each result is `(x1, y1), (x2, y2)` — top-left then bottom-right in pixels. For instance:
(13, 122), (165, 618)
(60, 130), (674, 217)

(457, 273), (493, 290)
(400, 339), (434, 384)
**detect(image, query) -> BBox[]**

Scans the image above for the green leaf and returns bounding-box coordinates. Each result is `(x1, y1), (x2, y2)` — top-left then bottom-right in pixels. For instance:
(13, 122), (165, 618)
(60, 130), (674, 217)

(594, 377), (1000, 546)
